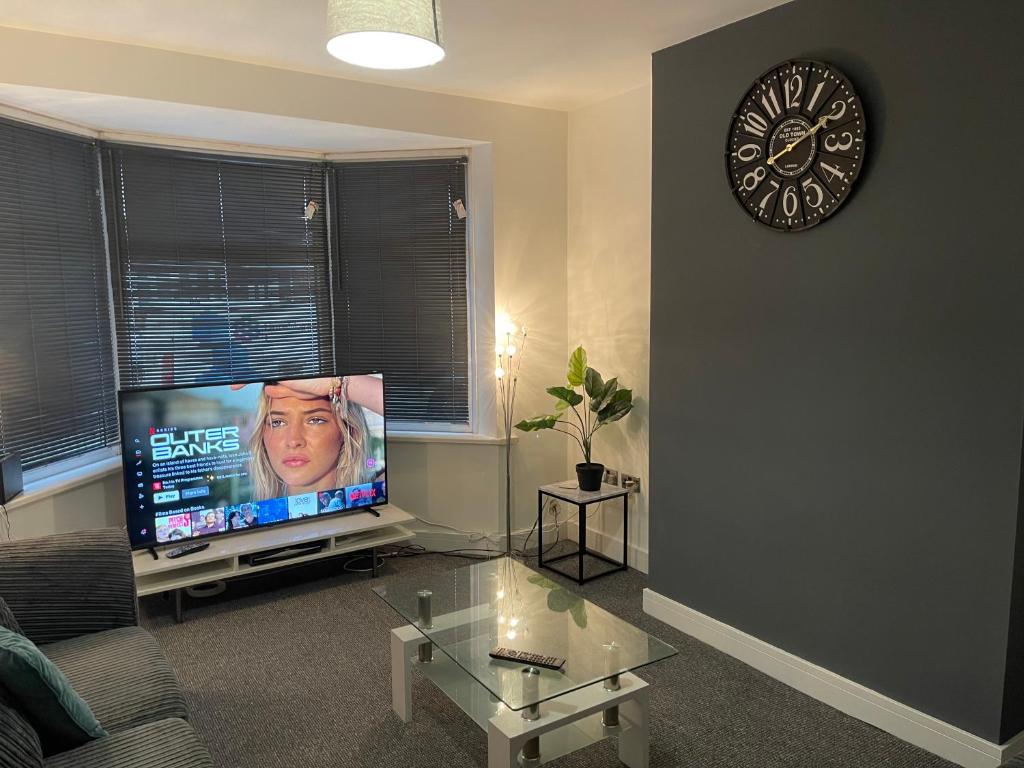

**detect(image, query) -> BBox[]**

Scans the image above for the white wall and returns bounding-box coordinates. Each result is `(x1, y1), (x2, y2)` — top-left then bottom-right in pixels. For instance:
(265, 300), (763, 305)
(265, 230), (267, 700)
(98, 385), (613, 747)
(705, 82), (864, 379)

(565, 85), (652, 570)
(0, 27), (569, 546)
(5, 469), (125, 540)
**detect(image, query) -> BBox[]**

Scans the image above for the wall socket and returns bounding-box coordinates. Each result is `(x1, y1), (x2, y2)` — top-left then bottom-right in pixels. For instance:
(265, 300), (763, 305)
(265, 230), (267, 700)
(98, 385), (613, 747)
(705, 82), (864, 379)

(621, 473), (641, 494)
(603, 467), (620, 485)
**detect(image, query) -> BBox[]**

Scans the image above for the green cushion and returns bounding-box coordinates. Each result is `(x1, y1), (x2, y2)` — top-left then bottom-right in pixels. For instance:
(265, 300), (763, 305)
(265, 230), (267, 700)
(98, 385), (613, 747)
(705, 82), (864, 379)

(0, 627), (106, 756)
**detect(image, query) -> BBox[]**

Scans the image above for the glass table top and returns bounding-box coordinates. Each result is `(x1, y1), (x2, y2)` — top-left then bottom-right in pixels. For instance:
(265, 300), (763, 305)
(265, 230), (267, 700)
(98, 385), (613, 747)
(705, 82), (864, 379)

(373, 556), (677, 710)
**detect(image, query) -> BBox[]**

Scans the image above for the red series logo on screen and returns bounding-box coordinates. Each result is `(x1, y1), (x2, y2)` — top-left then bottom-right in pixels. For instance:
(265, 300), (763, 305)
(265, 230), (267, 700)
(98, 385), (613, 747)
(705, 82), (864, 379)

(349, 486), (377, 502)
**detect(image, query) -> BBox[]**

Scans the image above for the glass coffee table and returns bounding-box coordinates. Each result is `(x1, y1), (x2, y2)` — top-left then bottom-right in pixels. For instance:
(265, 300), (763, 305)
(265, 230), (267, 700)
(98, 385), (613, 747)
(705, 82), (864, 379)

(374, 556), (676, 767)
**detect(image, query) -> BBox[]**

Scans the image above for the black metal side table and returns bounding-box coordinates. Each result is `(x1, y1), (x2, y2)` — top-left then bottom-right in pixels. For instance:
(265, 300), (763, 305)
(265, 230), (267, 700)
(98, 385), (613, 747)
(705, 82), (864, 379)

(537, 481), (629, 584)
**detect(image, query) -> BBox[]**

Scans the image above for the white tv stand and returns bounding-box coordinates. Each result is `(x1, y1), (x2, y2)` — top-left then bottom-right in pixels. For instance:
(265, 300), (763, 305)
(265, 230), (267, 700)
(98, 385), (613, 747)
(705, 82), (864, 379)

(131, 504), (415, 621)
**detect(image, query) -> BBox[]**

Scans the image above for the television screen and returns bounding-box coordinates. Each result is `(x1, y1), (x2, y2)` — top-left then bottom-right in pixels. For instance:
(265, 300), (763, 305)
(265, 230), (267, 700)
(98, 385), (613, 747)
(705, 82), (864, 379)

(119, 373), (387, 550)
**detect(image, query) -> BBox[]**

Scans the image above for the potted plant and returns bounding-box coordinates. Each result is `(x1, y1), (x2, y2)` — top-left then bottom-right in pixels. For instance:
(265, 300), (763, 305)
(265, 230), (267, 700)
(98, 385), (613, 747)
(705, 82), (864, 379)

(515, 346), (633, 491)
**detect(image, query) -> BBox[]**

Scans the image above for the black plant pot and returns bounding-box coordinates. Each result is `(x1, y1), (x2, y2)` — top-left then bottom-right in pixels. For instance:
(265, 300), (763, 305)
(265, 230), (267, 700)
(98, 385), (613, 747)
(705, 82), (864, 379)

(576, 462), (604, 492)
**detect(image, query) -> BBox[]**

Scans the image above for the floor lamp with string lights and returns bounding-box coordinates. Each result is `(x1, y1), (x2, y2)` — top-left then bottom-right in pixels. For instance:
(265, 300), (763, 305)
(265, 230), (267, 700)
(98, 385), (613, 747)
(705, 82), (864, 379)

(495, 318), (527, 558)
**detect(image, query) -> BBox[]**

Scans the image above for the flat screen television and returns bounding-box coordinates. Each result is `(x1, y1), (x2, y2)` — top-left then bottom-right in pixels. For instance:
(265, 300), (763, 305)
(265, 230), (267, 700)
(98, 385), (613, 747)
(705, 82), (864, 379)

(119, 373), (387, 550)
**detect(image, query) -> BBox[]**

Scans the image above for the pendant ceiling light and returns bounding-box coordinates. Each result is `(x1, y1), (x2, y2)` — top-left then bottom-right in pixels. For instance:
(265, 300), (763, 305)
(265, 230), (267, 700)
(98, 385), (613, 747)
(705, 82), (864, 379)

(326, 0), (445, 70)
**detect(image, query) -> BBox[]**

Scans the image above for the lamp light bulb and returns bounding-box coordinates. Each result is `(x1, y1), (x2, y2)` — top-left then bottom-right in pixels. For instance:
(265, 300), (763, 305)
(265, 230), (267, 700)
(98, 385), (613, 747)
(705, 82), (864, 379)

(495, 367), (505, 379)
(509, 616), (519, 627)
(496, 313), (511, 341)
(506, 629), (517, 640)
(496, 314), (517, 337)
(497, 614), (506, 624)
(496, 589), (505, 599)
(507, 345), (517, 357)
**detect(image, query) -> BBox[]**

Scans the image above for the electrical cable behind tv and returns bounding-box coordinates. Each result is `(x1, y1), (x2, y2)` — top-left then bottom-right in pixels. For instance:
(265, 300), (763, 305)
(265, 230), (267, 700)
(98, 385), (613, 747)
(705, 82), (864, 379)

(341, 550), (385, 573)
(373, 502), (569, 565)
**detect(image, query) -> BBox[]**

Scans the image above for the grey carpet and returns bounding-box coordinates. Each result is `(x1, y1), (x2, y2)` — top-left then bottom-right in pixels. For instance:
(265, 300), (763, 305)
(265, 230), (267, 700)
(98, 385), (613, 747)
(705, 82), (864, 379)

(141, 547), (959, 768)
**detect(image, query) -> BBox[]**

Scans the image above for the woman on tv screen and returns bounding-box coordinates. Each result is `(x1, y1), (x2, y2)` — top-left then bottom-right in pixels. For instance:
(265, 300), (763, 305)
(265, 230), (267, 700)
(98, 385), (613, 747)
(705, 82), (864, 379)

(242, 375), (384, 499)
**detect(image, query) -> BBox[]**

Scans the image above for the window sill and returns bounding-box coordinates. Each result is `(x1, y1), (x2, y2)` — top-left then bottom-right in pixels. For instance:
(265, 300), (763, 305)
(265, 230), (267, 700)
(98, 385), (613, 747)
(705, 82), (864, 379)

(5, 456), (123, 513)
(387, 431), (518, 446)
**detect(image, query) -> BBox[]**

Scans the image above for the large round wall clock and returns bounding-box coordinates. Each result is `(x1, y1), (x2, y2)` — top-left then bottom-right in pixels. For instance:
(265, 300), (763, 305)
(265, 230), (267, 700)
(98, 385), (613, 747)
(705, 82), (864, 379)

(726, 60), (866, 231)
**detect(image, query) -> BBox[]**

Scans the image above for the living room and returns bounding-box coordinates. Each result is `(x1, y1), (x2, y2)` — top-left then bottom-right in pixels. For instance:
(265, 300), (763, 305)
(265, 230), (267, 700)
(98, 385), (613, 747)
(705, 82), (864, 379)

(0, 1), (1022, 767)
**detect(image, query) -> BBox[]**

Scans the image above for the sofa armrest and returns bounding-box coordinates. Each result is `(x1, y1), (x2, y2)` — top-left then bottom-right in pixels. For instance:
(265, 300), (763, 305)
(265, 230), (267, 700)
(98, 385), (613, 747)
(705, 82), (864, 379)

(0, 528), (138, 645)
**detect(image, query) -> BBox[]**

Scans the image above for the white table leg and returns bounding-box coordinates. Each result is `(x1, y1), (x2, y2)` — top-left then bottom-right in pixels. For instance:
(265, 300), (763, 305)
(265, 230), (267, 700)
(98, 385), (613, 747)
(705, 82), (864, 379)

(487, 721), (521, 768)
(391, 625), (420, 723)
(618, 686), (649, 768)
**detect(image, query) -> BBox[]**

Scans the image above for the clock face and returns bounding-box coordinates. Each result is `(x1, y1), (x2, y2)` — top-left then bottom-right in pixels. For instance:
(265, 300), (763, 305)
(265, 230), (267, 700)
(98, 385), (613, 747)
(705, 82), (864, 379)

(726, 60), (866, 231)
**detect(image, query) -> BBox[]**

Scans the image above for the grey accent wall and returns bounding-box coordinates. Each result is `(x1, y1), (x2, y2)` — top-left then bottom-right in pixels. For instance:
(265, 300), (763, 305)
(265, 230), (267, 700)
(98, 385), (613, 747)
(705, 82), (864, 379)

(649, 0), (1024, 743)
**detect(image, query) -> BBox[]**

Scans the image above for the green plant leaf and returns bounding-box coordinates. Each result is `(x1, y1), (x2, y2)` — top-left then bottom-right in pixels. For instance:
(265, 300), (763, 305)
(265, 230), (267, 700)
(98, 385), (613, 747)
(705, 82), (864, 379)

(608, 388), (632, 406)
(597, 389), (633, 424)
(569, 599), (588, 629)
(515, 415), (558, 431)
(547, 589), (574, 612)
(527, 574), (560, 589)
(584, 367), (604, 398)
(567, 346), (587, 387)
(590, 377), (618, 412)
(527, 575), (585, 624)
(598, 402), (633, 424)
(547, 386), (583, 406)
(554, 399), (570, 413)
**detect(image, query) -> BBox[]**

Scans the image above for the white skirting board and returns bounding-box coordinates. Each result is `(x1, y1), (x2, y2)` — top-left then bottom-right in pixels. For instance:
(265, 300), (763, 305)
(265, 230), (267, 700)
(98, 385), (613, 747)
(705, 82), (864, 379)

(642, 588), (1024, 768)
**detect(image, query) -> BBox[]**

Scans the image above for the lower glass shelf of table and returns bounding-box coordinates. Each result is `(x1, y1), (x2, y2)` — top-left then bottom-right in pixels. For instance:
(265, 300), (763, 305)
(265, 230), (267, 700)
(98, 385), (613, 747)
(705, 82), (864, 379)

(375, 556), (676, 767)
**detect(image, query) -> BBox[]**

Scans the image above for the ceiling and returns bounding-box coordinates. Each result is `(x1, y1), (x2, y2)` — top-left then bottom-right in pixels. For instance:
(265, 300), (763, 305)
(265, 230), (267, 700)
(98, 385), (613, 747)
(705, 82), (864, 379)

(0, 0), (788, 111)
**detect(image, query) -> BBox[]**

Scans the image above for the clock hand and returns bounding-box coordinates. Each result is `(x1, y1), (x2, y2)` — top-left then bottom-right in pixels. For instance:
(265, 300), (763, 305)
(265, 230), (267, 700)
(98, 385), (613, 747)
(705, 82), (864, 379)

(766, 114), (832, 166)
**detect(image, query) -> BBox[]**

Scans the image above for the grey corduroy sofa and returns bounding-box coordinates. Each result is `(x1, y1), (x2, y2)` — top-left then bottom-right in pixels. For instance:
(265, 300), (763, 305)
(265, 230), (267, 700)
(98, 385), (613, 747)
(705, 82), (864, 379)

(0, 528), (213, 767)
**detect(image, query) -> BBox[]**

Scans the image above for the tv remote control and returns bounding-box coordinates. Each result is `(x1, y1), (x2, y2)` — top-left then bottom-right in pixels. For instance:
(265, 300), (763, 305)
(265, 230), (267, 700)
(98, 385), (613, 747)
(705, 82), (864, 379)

(165, 542), (210, 559)
(489, 647), (565, 671)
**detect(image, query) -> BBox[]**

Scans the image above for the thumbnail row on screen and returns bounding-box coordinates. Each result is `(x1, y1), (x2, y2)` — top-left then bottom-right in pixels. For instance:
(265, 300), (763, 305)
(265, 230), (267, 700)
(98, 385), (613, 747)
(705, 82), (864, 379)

(153, 481), (386, 543)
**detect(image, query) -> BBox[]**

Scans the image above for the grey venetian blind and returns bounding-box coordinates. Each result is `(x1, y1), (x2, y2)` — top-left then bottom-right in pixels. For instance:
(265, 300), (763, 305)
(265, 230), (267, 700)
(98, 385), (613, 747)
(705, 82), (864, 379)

(0, 118), (119, 470)
(332, 158), (469, 424)
(103, 146), (333, 388)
